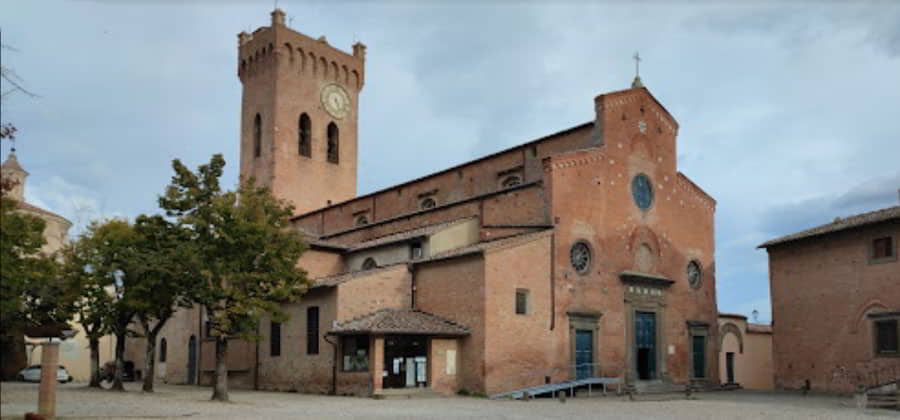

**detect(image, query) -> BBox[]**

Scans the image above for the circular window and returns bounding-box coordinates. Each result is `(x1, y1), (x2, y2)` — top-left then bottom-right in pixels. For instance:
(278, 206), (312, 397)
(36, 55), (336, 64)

(570, 241), (592, 274)
(355, 215), (369, 226)
(420, 197), (436, 210)
(631, 174), (654, 210)
(362, 258), (378, 270)
(687, 260), (702, 289)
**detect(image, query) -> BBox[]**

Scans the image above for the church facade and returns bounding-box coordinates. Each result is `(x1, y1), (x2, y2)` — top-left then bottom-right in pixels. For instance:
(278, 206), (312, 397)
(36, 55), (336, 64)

(128, 9), (719, 397)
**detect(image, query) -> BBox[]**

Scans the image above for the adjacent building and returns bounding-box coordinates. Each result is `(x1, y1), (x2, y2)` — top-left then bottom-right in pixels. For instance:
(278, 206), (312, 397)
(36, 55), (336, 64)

(127, 9), (719, 397)
(760, 205), (900, 393)
(0, 150), (114, 382)
(717, 313), (774, 390)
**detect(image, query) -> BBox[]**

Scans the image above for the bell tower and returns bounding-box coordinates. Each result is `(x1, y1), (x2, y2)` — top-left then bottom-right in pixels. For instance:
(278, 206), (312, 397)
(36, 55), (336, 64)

(238, 9), (365, 216)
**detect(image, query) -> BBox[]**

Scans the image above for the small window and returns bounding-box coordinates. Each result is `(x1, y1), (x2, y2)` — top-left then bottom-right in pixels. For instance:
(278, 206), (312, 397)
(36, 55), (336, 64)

(570, 241), (592, 274)
(253, 113), (262, 158)
(875, 319), (898, 355)
(410, 242), (424, 260)
(420, 197), (436, 210)
(327, 122), (339, 164)
(501, 176), (522, 188)
(515, 289), (529, 315)
(687, 261), (702, 289)
(298, 113), (311, 157)
(159, 338), (167, 362)
(362, 258), (377, 270)
(204, 320), (213, 338)
(355, 215), (369, 226)
(341, 335), (369, 372)
(872, 237), (895, 260)
(307, 307), (319, 355)
(270, 321), (281, 357)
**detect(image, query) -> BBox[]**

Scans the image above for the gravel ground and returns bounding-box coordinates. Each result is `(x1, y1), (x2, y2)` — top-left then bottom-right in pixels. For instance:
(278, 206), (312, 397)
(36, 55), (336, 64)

(1, 381), (895, 419)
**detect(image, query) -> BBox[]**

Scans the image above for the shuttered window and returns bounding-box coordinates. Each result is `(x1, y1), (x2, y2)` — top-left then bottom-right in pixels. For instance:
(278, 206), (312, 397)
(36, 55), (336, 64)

(270, 321), (281, 357)
(876, 320), (898, 355)
(307, 307), (319, 355)
(515, 289), (529, 315)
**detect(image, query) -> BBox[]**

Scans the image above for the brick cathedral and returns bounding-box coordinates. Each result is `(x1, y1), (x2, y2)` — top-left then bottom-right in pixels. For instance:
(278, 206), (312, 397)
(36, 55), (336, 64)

(127, 9), (719, 396)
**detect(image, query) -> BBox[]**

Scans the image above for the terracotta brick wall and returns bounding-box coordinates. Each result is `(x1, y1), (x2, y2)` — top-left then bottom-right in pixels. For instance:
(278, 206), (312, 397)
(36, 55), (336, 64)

(336, 265), (412, 321)
(414, 255), (486, 393)
(482, 234), (566, 394)
(544, 87), (718, 386)
(256, 288), (338, 393)
(767, 221), (900, 392)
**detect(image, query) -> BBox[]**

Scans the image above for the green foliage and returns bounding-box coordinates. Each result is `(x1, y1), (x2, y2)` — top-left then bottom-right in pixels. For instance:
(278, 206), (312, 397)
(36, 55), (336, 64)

(0, 195), (72, 334)
(159, 154), (308, 340)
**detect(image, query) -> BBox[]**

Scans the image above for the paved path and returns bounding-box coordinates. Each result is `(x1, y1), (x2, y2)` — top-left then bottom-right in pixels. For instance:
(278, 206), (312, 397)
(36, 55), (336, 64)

(1, 381), (894, 419)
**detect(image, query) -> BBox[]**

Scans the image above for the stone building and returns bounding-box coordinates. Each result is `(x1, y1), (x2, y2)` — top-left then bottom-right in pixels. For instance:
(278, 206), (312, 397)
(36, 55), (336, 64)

(1, 149), (115, 382)
(127, 9), (719, 397)
(717, 313), (773, 390)
(760, 205), (900, 393)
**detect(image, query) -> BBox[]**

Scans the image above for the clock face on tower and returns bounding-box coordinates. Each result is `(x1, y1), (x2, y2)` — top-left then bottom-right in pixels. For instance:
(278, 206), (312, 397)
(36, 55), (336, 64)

(321, 84), (351, 119)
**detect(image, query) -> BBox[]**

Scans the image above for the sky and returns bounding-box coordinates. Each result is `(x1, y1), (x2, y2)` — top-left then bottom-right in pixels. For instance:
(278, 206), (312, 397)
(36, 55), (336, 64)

(2, 0), (899, 323)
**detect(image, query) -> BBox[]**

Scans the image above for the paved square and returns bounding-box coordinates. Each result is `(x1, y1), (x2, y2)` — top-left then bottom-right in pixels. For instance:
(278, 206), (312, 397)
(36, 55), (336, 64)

(1, 382), (895, 419)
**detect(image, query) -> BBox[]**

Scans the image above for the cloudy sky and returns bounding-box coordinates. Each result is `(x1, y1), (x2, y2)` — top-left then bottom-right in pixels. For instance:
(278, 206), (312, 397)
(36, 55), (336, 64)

(3, 1), (899, 322)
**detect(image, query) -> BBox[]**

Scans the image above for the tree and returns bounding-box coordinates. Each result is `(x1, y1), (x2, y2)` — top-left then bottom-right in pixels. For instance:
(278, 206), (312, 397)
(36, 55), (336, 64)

(67, 219), (139, 391)
(0, 176), (72, 380)
(159, 154), (308, 401)
(60, 229), (114, 388)
(129, 214), (195, 392)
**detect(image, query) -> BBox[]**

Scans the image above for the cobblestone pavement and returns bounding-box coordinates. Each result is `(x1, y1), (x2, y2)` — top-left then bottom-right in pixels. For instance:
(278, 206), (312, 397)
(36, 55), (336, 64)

(1, 381), (895, 419)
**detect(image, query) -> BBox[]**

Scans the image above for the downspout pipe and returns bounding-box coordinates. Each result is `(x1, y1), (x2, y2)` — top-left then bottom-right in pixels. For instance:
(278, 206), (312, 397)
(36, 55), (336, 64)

(254, 322), (260, 390)
(323, 335), (338, 395)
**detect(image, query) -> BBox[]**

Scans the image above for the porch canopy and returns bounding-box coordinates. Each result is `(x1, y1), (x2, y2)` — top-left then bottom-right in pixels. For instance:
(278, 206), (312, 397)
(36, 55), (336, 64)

(328, 308), (470, 337)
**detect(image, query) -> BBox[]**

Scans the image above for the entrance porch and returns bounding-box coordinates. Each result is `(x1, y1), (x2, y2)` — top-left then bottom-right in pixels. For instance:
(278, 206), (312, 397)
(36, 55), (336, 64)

(327, 308), (469, 397)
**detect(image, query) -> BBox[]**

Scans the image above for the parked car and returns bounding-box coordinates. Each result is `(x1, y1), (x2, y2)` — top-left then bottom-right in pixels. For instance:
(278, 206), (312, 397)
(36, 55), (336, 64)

(16, 365), (73, 383)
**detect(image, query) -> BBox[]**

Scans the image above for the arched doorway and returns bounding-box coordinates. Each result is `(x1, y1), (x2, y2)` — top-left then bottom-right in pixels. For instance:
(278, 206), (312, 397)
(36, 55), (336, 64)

(187, 335), (197, 385)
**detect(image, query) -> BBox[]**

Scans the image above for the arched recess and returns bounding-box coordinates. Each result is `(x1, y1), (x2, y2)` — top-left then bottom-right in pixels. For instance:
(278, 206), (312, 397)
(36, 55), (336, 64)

(352, 70), (360, 89)
(628, 226), (662, 273)
(331, 61), (339, 81)
(283, 43), (294, 64)
(297, 48), (306, 72)
(319, 57), (328, 78)
(851, 299), (889, 333)
(719, 322), (744, 354)
(309, 52), (317, 75)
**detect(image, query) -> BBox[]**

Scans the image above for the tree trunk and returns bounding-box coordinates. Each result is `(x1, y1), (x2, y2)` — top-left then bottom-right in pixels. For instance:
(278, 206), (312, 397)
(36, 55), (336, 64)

(111, 333), (126, 391)
(142, 332), (156, 392)
(211, 336), (228, 401)
(88, 338), (101, 388)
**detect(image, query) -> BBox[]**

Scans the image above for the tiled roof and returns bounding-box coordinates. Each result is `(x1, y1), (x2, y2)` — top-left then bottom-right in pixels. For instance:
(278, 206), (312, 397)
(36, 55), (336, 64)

(329, 308), (469, 336)
(307, 228), (552, 290)
(417, 228), (553, 264)
(747, 324), (772, 334)
(346, 217), (476, 252)
(759, 205), (900, 248)
(305, 238), (349, 252)
(16, 201), (71, 225)
(310, 263), (406, 289)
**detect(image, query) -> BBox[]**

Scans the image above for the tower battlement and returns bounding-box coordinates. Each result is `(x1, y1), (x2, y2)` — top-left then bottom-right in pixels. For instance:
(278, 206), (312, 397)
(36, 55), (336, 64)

(237, 9), (365, 92)
(237, 8), (364, 216)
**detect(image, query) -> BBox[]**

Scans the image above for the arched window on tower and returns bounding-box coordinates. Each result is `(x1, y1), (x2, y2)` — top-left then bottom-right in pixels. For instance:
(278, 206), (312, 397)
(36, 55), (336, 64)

(253, 113), (262, 158)
(298, 113), (311, 157)
(327, 122), (339, 164)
